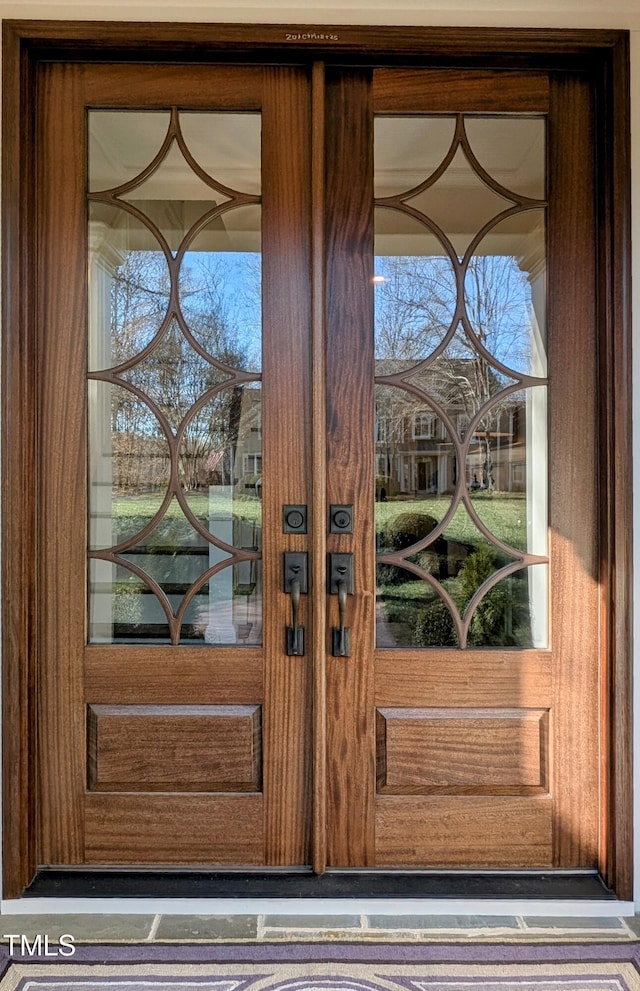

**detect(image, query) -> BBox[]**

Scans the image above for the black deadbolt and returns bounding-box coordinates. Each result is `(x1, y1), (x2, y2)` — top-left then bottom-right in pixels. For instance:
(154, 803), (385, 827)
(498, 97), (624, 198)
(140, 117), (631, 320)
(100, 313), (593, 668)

(283, 505), (307, 533)
(329, 504), (353, 533)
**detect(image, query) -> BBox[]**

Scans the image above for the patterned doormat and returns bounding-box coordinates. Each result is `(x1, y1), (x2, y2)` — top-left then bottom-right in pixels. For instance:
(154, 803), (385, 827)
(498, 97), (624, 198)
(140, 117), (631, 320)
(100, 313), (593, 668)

(2, 942), (640, 990)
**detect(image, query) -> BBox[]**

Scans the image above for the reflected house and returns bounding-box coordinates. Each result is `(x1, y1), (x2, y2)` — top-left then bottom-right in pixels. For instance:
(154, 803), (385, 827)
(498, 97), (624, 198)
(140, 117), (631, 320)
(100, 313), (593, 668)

(375, 358), (525, 498)
(229, 385), (262, 494)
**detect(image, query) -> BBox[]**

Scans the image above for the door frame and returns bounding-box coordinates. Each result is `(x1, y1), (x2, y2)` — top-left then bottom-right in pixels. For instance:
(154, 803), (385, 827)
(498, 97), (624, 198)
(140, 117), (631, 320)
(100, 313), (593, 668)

(2, 20), (632, 901)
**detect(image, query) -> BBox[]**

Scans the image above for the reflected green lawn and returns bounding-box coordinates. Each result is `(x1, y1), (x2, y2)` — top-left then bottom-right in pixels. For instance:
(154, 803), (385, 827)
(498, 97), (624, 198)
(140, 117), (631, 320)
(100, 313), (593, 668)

(112, 491), (262, 524)
(376, 493), (528, 552)
(110, 491), (528, 552)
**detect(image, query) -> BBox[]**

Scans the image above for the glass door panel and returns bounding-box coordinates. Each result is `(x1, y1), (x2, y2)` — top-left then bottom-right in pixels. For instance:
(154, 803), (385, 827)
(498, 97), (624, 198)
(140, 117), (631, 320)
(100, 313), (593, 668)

(88, 110), (263, 645)
(374, 115), (549, 649)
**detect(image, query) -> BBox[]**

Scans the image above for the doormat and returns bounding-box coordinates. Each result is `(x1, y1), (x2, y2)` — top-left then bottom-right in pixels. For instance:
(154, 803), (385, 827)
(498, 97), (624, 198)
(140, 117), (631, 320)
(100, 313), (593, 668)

(2, 941), (640, 990)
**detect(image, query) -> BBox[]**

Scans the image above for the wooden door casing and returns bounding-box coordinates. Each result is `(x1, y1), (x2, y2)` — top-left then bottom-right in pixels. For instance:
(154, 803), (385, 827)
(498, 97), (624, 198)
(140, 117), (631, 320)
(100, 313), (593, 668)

(2, 23), (631, 899)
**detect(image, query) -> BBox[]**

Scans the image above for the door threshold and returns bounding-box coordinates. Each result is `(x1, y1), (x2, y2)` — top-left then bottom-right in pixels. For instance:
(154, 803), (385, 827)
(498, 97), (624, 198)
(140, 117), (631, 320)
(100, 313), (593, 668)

(23, 868), (617, 901)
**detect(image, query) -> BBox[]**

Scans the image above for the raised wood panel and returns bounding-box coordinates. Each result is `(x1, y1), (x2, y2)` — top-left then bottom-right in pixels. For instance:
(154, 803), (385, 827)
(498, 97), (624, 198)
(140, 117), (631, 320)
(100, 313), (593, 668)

(87, 704), (262, 792)
(373, 69), (549, 113)
(376, 795), (553, 867)
(85, 794), (263, 863)
(376, 707), (548, 795)
(84, 647), (263, 704)
(375, 651), (552, 707)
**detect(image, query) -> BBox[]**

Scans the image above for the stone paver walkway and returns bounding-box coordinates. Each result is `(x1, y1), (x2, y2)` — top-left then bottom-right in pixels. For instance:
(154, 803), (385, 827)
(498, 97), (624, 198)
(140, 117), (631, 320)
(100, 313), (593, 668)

(1, 913), (639, 942)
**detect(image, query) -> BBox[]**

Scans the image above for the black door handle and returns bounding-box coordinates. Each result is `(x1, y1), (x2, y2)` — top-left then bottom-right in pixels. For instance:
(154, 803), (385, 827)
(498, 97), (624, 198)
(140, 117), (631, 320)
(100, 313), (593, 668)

(284, 552), (307, 656)
(329, 553), (353, 657)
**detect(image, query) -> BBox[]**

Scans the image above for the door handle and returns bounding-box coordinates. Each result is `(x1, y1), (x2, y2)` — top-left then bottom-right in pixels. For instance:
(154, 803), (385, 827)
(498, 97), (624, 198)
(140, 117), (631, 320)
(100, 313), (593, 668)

(288, 577), (303, 655)
(284, 552), (307, 656)
(329, 553), (353, 657)
(334, 579), (349, 657)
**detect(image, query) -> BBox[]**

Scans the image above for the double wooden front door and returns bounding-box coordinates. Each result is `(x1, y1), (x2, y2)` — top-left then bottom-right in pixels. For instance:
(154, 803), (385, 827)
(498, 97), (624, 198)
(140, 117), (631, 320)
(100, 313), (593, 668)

(35, 59), (600, 874)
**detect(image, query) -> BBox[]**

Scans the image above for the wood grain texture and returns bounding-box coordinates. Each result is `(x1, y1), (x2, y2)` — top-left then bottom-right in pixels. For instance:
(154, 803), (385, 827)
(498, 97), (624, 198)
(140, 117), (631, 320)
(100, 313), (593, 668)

(324, 69), (376, 867)
(261, 66), (312, 866)
(1, 21), (38, 897)
(84, 647), (263, 704)
(87, 704), (262, 792)
(36, 62), (88, 866)
(85, 794), (263, 863)
(375, 652), (552, 708)
(376, 707), (548, 794)
(3, 21), (632, 896)
(596, 33), (633, 900)
(374, 69), (549, 113)
(37, 62), (276, 871)
(4, 20), (627, 62)
(548, 72), (599, 869)
(310, 60), (328, 875)
(376, 795), (553, 867)
(81, 63), (263, 109)
(367, 68), (561, 871)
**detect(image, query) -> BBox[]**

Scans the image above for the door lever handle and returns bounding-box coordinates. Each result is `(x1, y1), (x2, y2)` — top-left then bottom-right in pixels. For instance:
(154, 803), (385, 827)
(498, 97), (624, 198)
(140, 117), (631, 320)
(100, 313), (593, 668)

(329, 553), (352, 657)
(288, 577), (303, 655)
(284, 552), (307, 656)
(336, 579), (349, 656)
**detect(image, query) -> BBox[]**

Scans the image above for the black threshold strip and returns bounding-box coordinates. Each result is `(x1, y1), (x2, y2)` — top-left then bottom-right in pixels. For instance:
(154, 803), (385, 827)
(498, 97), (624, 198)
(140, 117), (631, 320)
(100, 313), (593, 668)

(23, 869), (616, 900)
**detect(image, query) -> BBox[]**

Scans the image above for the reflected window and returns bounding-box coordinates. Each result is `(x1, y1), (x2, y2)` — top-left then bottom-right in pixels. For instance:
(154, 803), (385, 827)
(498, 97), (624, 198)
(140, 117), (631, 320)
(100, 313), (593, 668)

(413, 412), (435, 439)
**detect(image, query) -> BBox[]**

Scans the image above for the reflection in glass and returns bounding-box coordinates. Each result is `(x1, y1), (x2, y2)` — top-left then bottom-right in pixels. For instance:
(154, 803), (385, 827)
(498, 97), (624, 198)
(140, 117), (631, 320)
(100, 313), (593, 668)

(88, 380), (171, 552)
(89, 560), (170, 643)
(88, 204), (171, 371)
(88, 110), (263, 645)
(89, 112), (171, 193)
(180, 206), (262, 372)
(179, 384), (263, 539)
(374, 117), (457, 198)
(466, 565), (547, 648)
(180, 113), (262, 195)
(406, 148), (513, 256)
(376, 565), (457, 648)
(182, 559), (263, 646)
(464, 117), (545, 200)
(465, 211), (547, 376)
(374, 212), (457, 362)
(374, 114), (548, 649)
(118, 321), (230, 433)
(119, 144), (231, 254)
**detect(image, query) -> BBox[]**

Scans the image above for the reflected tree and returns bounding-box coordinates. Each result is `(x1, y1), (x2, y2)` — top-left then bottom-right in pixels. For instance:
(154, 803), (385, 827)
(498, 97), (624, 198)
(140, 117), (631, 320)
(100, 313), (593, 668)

(375, 253), (533, 490)
(110, 250), (250, 493)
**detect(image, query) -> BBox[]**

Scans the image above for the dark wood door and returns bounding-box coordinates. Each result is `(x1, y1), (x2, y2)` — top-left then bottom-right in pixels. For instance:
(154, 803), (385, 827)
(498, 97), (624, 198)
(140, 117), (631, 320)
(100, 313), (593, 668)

(35, 60), (600, 872)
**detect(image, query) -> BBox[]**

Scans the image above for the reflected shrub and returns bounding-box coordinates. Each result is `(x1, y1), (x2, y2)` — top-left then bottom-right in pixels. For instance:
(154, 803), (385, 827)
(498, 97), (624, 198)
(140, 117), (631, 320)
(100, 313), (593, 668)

(385, 511), (438, 550)
(377, 512), (439, 586)
(414, 600), (457, 647)
(457, 544), (533, 647)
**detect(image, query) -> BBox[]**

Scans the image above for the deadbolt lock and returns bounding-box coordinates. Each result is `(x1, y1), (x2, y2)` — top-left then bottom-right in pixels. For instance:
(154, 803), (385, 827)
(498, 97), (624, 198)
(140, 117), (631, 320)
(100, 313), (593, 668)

(329, 504), (353, 533)
(283, 504), (307, 533)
